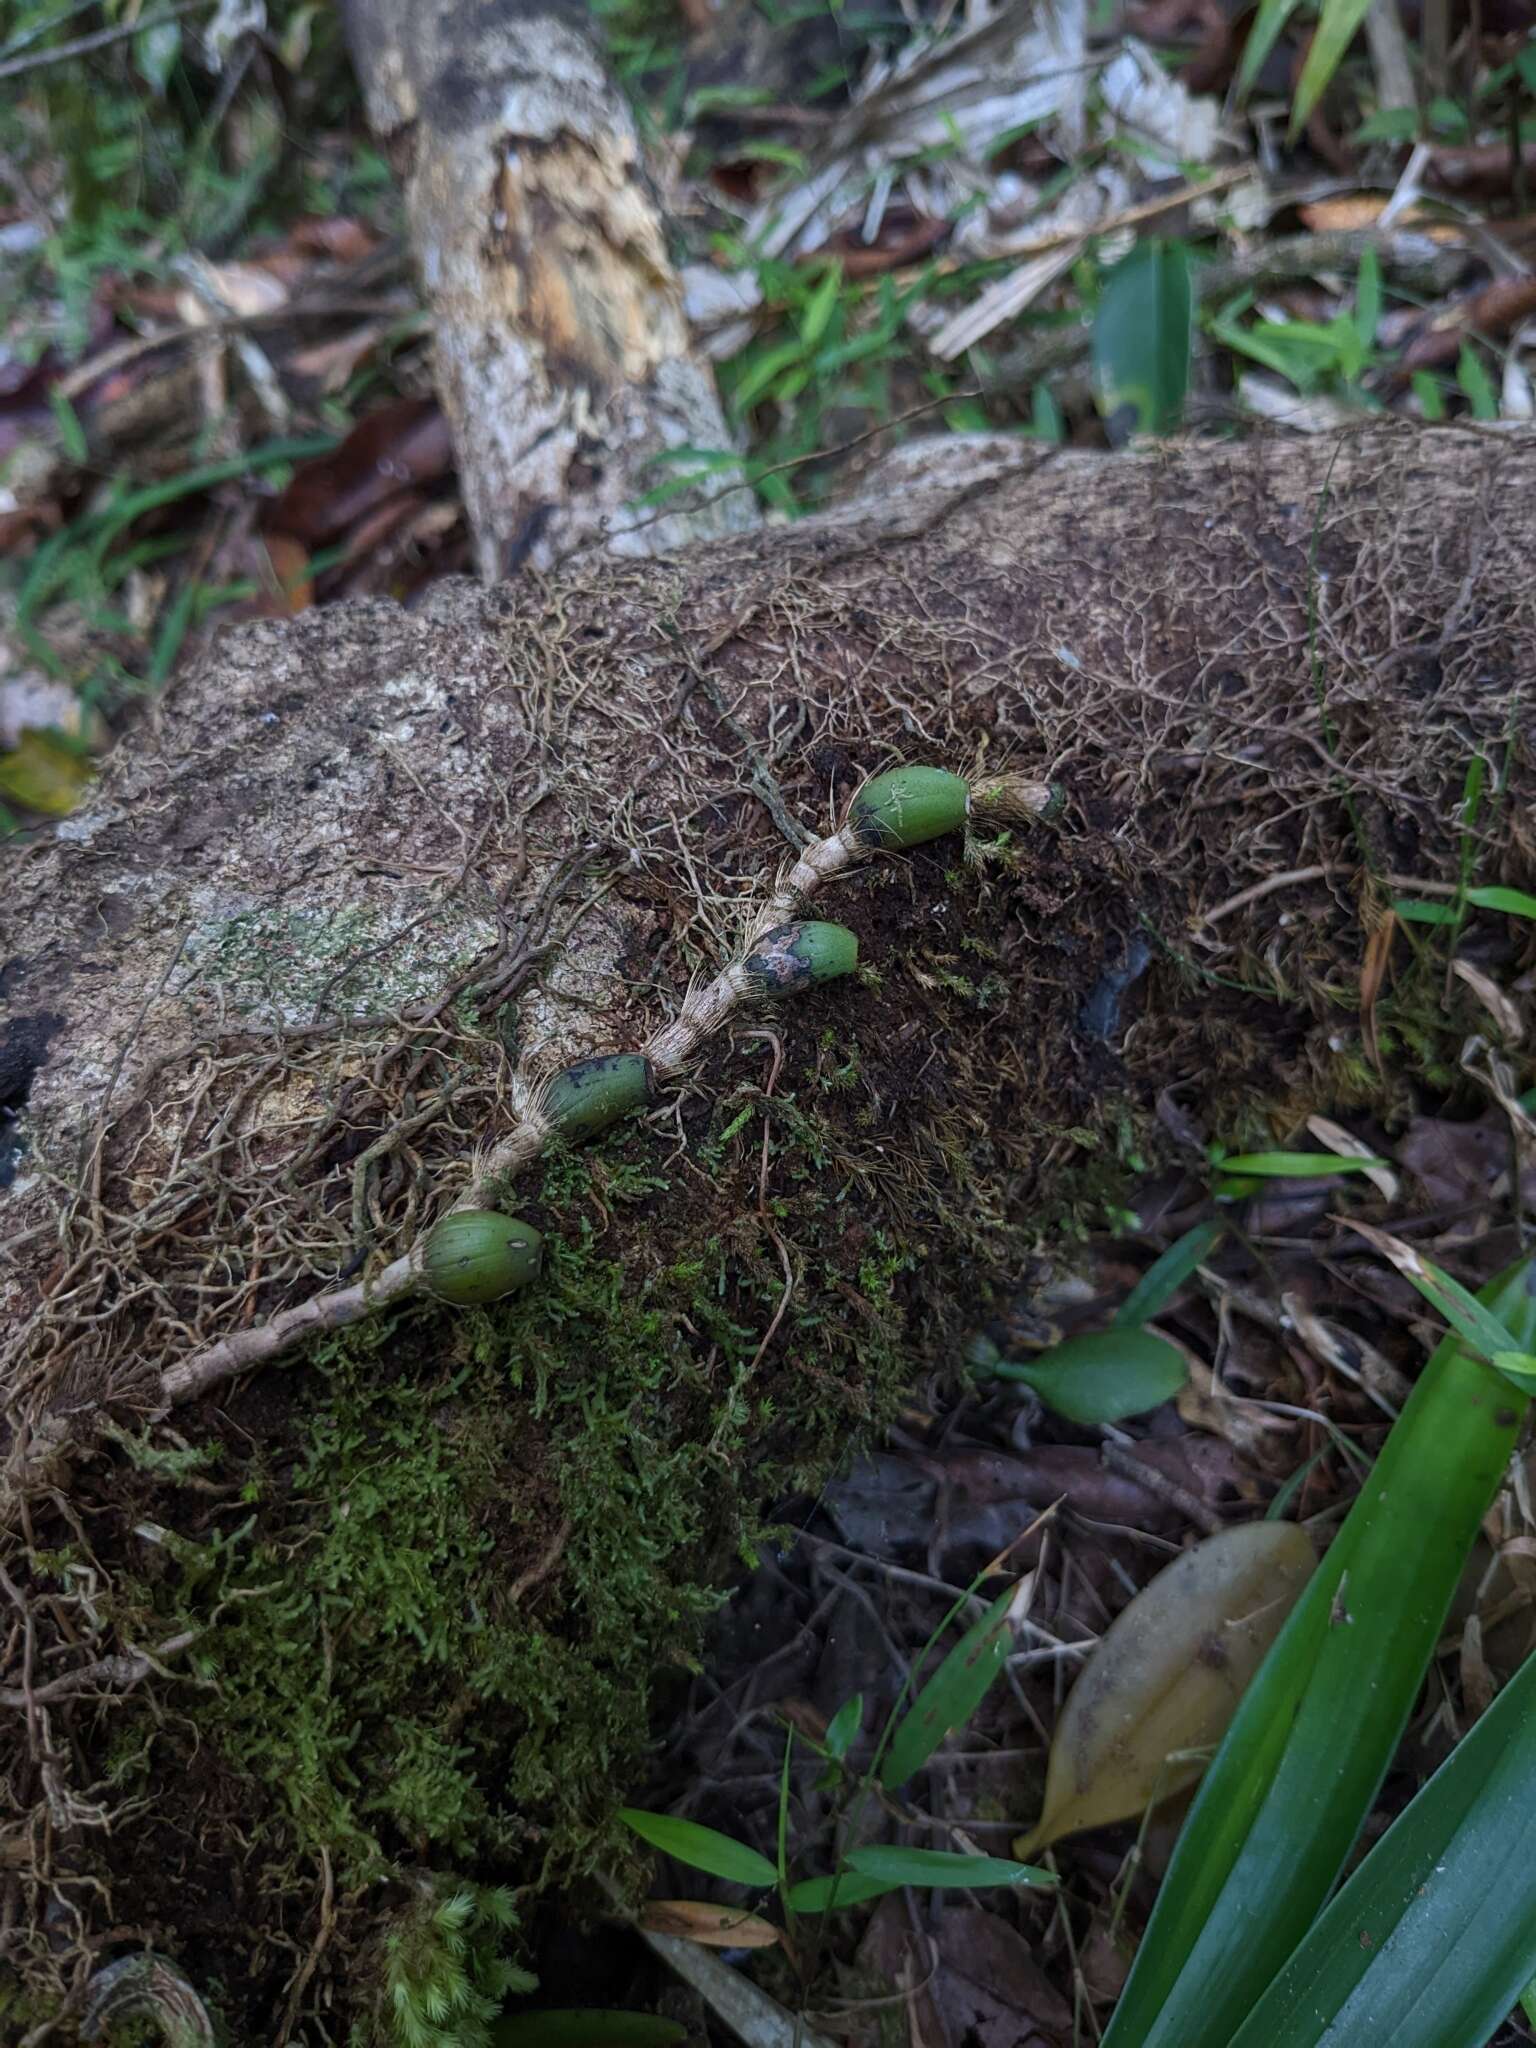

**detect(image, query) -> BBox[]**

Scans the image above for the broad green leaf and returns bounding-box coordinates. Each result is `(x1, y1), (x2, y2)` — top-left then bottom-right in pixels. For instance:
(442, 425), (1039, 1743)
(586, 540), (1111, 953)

(1101, 1256), (1536, 2048)
(1218, 1151), (1386, 1177)
(1292, 0), (1377, 135)
(985, 1329), (1187, 1424)
(844, 1846), (1053, 1890)
(1092, 240), (1192, 440)
(617, 1810), (776, 1888)
(1228, 1646), (1536, 2048)
(1391, 896), (1459, 925)
(880, 1579), (1029, 1789)
(1467, 884), (1536, 920)
(824, 1695), (862, 1762)
(1115, 1221), (1225, 1328)
(135, 20), (182, 95)
(1343, 1220), (1521, 1368)
(1412, 370), (1447, 420)
(0, 730), (92, 817)
(493, 2014), (686, 2048)
(1016, 1523), (1315, 1857)
(1494, 1351), (1536, 1383)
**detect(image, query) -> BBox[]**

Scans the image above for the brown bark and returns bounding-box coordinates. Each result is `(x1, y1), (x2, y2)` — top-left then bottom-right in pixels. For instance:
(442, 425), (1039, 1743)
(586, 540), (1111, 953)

(341, 0), (757, 576)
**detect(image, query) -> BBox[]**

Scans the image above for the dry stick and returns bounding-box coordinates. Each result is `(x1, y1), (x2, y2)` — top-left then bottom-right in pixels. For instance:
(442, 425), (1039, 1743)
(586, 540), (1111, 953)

(159, 771), (1054, 1408)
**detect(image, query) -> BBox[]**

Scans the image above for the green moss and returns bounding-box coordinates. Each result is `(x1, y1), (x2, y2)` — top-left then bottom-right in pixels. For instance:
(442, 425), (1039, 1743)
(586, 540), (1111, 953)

(104, 1118), (919, 1944)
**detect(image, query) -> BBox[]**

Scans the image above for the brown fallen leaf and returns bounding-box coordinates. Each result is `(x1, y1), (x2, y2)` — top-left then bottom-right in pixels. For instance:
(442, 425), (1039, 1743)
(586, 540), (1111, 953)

(1451, 959), (1525, 1046)
(1014, 1519), (1316, 1857)
(639, 1900), (781, 1948)
(1429, 142), (1536, 197)
(1399, 274), (1536, 372)
(1176, 1353), (1296, 1460)
(858, 1898), (1070, 2048)
(266, 397), (454, 545)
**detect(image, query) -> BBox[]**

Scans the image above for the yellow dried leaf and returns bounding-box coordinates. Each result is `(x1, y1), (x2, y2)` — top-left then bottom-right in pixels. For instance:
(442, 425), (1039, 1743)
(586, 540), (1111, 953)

(639, 1901), (781, 1949)
(0, 729), (92, 817)
(1014, 1520), (1316, 1857)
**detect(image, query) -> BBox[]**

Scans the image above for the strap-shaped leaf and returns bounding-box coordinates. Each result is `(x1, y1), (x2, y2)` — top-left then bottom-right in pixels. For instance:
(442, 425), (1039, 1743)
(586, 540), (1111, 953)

(617, 1810), (776, 1888)
(1102, 1256), (1536, 2048)
(1228, 1647), (1536, 2048)
(880, 1579), (1030, 1789)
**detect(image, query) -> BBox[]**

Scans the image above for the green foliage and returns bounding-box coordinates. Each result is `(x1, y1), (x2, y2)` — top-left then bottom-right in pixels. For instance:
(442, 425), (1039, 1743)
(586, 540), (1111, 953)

(620, 1569), (1052, 1923)
(376, 1880), (535, 2048)
(1228, 1643), (1536, 2046)
(101, 1114), (921, 1984)
(978, 1327), (1188, 1423)
(1092, 240), (1192, 439)
(1101, 1255), (1536, 2048)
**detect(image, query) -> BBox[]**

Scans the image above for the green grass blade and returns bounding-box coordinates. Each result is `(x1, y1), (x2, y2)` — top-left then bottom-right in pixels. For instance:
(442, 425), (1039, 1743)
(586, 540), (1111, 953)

(1467, 884), (1536, 919)
(1115, 1221), (1225, 1328)
(1236, 0), (1304, 99)
(880, 1580), (1027, 1789)
(1343, 1221), (1522, 1368)
(843, 1847), (1053, 1890)
(1291, 0), (1376, 135)
(1101, 1256), (1536, 2048)
(1218, 1152), (1386, 1177)
(1228, 1648), (1536, 2047)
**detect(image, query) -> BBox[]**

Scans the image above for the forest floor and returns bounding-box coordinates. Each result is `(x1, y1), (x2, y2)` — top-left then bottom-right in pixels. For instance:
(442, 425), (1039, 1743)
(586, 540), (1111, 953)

(5, 5), (1536, 2048)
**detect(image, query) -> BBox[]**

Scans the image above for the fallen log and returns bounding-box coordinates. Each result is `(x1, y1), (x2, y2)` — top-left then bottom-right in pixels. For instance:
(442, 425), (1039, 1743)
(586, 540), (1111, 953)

(1, 424), (1532, 2033)
(341, 0), (757, 575)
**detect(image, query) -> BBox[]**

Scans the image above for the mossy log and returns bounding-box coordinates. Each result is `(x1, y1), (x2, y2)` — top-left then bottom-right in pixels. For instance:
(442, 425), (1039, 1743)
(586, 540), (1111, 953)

(2, 426), (1535, 2035)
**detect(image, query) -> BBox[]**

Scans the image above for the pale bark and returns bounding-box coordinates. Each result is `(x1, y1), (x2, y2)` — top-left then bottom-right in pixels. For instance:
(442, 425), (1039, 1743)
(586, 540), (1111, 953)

(342, 0), (757, 577)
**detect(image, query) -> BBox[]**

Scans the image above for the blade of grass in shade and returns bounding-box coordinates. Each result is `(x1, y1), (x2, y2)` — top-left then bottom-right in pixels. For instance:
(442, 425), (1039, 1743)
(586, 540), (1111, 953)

(1100, 1255), (1536, 2048)
(1217, 1152), (1387, 1177)
(880, 1578), (1029, 1789)
(843, 1847), (1053, 1889)
(1114, 1220), (1225, 1328)
(1228, 1646), (1536, 2048)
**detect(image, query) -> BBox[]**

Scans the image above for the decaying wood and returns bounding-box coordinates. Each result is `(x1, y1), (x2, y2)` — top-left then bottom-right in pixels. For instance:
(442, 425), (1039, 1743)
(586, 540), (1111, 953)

(342, 0), (757, 576)
(4, 424), (1536, 1492)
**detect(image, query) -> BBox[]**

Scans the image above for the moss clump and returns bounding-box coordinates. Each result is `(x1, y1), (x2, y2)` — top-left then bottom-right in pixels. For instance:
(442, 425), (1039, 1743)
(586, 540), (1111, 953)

(367, 1880), (535, 2048)
(99, 1115), (922, 1987)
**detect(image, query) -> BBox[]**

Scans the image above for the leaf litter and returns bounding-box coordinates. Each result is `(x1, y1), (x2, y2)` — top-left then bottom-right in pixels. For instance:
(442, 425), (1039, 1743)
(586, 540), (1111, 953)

(632, 1071), (1536, 2048)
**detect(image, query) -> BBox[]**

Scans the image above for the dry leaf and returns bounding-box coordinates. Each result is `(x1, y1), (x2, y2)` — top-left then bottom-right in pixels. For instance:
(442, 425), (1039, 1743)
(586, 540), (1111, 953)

(1451, 959), (1525, 1046)
(1280, 1291), (1412, 1413)
(1014, 1520), (1316, 1856)
(1305, 1113), (1400, 1202)
(1176, 1354), (1294, 1458)
(1358, 919), (1394, 1077)
(640, 1901), (781, 1949)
